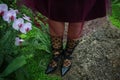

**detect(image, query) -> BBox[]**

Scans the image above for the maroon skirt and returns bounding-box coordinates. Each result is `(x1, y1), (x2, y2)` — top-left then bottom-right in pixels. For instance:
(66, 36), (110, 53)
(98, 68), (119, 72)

(20, 0), (110, 22)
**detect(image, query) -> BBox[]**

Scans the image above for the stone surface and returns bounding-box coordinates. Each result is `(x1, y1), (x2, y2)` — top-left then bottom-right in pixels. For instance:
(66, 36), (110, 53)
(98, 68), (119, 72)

(61, 17), (120, 80)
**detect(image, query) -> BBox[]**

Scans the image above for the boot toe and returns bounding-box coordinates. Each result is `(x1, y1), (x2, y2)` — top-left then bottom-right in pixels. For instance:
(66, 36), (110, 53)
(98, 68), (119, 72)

(61, 66), (71, 76)
(45, 66), (57, 74)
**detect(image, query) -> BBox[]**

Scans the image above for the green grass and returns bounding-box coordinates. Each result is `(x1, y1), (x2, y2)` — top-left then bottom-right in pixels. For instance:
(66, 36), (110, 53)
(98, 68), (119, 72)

(110, 17), (120, 28)
(24, 51), (62, 80)
(110, 3), (120, 29)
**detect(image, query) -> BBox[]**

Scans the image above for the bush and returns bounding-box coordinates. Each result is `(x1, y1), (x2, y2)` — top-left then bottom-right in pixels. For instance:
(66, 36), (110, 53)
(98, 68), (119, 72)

(0, 1), (52, 80)
(110, 0), (120, 28)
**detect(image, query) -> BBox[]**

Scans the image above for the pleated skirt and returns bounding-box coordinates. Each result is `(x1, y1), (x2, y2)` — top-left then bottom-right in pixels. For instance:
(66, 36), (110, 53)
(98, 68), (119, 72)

(21, 0), (110, 22)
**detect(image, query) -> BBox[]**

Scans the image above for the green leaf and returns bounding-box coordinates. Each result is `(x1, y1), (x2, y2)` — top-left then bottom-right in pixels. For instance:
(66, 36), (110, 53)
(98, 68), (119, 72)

(0, 78), (4, 80)
(1, 55), (27, 77)
(36, 44), (51, 53)
(15, 68), (27, 80)
(19, 34), (27, 39)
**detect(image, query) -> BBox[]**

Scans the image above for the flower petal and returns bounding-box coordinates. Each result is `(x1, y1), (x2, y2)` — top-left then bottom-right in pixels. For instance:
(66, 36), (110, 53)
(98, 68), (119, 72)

(2, 9), (17, 23)
(15, 37), (24, 46)
(0, 4), (8, 14)
(20, 22), (32, 34)
(23, 14), (31, 22)
(12, 18), (24, 30)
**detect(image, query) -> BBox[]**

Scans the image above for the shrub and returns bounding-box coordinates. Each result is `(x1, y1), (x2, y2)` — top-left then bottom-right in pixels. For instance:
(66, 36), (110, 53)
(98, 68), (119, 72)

(0, 1), (51, 80)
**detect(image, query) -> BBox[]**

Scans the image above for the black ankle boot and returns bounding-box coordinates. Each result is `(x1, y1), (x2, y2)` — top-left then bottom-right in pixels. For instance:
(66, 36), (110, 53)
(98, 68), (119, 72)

(45, 54), (60, 74)
(45, 36), (63, 74)
(61, 55), (72, 76)
(61, 38), (79, 76)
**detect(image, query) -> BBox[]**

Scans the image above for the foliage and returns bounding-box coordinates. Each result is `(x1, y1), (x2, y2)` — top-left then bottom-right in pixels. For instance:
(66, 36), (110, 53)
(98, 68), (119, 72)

(0, 0), (55, 80)
(24, 51), (61, 80)
(110, 0), (120, 28)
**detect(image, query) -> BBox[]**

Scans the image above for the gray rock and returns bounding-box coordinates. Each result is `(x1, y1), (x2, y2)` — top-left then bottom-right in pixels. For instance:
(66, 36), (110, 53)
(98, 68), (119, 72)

(62, 17), (120, 80)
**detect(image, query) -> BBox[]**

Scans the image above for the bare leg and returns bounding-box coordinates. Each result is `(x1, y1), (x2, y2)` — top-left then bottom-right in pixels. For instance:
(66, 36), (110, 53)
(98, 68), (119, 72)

(68, 22), (84, 39)
(45, 19), (65, 74)
(48, 19), (65, 36)
(61, 22), (84, 76)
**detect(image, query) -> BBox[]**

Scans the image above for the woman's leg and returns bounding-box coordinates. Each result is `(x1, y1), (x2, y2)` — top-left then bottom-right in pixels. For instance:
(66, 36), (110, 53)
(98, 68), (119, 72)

(45, 19), (65, 74)
(68, 22), (84, 39)
(48, 19), (65, 36)
(61, 22), (84, 76)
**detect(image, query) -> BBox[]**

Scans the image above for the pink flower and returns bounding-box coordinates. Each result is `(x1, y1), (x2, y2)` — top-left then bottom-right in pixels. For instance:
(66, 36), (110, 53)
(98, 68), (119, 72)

(15, 37), (24, 46)
(0, 3), (8, 16)
(12, 18), (24, 31)
(20, 22), (32, 34)
(2, 9), (17, 23)
(23, 14), (31, 22)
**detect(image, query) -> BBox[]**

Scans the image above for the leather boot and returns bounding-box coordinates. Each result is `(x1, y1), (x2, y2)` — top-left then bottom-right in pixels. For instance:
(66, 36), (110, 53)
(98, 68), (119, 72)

(45, 36), (63, 74)
(61, 38), (79, 76)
